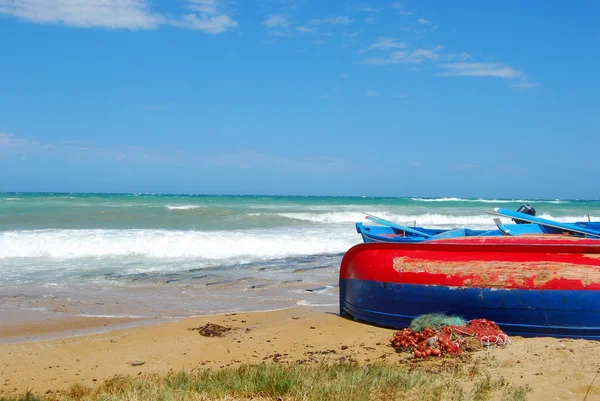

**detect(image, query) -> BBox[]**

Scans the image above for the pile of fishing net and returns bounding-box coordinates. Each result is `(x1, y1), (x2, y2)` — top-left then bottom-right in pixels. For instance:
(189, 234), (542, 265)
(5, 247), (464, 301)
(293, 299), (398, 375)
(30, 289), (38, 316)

(389, 313), (510, 358)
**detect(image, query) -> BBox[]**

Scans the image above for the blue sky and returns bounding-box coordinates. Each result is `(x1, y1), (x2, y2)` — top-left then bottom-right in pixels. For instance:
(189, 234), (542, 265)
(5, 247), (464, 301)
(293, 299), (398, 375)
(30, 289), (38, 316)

(0, 0), (598, 198)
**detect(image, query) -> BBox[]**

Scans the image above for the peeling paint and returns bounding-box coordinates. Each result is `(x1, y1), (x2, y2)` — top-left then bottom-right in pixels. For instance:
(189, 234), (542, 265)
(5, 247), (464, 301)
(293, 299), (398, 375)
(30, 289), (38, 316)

(392, 256), (600, 290)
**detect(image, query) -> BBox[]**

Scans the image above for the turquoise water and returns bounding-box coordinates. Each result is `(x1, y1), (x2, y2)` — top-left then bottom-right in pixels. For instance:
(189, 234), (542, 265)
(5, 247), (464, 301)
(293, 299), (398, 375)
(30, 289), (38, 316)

(1, 193), (599, 328)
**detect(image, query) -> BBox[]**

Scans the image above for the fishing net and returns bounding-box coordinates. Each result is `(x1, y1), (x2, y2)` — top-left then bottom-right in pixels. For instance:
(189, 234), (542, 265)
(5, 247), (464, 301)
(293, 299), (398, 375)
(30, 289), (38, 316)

(409, 313), (466, 332)
(390, 315), (509, 359)
(445, 319), (510, 348)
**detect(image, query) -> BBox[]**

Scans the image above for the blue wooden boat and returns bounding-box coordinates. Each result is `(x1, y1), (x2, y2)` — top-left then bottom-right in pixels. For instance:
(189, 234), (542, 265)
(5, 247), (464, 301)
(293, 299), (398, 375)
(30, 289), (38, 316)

(340, 236), (600, 340)
(356, 214), (502, 243)
(356, 221), (500, 243)
(357, 209), (600, 243)
(491, 208), (600, 238)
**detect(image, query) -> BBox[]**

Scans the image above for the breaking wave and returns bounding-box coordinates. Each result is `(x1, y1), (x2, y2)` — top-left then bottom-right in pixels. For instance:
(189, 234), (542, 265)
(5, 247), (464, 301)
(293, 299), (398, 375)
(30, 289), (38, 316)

(0, 228), (357, 260)
(164, 205), (204, 211)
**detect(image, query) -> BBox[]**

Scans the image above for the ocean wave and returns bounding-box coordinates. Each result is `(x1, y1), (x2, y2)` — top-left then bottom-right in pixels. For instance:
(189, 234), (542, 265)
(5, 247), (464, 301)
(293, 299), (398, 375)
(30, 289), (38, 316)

(0, 228), (357, 260)
(411, 198), (568, 204)
(164, 205), (204, 211)
(276, 212), (369, 224)
(359, 213), (598, 229)
(276, 211), (511, 227)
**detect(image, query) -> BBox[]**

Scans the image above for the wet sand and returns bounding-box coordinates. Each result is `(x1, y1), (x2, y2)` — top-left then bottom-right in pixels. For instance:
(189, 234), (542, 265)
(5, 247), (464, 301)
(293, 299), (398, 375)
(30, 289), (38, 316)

(1, 306), (600, 400)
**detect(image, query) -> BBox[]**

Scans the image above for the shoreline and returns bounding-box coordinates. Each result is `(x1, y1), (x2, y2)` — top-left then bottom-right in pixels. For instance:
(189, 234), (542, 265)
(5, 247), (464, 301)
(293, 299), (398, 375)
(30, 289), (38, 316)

(1, 306), (600, 400)
(0, 304), (331, 345)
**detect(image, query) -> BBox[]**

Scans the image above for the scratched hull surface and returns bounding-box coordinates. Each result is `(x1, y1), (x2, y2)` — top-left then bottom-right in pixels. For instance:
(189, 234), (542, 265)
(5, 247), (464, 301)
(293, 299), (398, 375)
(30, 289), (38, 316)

(339, 237), (600, 339)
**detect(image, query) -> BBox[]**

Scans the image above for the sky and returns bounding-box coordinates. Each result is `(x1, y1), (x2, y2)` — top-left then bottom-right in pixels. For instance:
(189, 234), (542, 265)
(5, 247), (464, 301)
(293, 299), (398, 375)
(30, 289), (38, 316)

(0, 0), (599, 198)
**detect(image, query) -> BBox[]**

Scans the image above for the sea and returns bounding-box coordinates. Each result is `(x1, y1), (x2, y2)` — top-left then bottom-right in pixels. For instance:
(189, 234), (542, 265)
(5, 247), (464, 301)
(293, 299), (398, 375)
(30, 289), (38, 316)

(2, 193), (599, 337)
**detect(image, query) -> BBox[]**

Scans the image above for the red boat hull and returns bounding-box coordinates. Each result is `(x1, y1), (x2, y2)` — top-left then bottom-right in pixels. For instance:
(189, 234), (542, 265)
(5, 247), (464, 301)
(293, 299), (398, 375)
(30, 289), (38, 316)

(339, 236), (600, 339)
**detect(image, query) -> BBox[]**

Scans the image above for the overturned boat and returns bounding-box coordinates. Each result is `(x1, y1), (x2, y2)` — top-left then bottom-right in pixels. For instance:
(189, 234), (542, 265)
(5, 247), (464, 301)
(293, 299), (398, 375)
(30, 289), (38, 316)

(339, 236), (600, 340)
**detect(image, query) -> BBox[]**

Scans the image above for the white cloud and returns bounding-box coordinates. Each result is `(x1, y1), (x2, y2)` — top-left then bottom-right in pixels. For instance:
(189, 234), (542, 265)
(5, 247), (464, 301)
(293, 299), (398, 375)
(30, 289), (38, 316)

(0, 133), (40, 148)
(174, 13), (238, 34)
(340, 72), (349, 79)
(176, 0), (238, 34)
(417, 18), (431, 25)
(309, 16), (353, 25)
(366, 90), (378, 96)
(362, 46), (442, 64)
(448, 52), (472, 61)
(296, 25), (314, 33)
(356, 5), (379, 12)
(367, 37), (406, 51)
(0, 0), (239, 34)
(410, 47), (441, 61)
(437, 62), (523, 79)
(261, 15), (288, 28)
(187, 0), (218, 14)
(364, 17), (375, 23)
(0, 0), (161, 29)
(392, 2), (413, 15)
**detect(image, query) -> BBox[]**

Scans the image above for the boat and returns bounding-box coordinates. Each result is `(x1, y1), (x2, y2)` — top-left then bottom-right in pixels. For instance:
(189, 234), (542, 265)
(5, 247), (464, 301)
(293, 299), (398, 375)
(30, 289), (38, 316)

(356, 221), (501, 243)
(357, 208), (600, 243)
(339, 235), (600, 339)
(356, 214), (502, 243)
(490, 208), (600, 238)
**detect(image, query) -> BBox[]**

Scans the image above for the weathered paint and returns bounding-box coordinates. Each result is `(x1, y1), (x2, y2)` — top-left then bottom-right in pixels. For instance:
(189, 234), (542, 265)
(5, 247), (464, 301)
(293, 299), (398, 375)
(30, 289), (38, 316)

(339, 236), (600, 339)
(341, 237), (600, 291)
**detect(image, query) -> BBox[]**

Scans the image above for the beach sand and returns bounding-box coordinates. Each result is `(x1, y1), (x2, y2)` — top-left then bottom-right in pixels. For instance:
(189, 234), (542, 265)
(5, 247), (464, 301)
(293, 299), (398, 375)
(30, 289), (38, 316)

(1, 306), (599, 400)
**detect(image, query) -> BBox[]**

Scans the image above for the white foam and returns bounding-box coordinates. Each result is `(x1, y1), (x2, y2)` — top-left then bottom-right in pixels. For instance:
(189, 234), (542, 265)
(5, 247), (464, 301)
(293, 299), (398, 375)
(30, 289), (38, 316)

(296, 300), (338, 307)
(0, 228), (358, 261)
(277, 211), (368, 224)
(411, 198), (568, 204)
(164, 205), (203, 210)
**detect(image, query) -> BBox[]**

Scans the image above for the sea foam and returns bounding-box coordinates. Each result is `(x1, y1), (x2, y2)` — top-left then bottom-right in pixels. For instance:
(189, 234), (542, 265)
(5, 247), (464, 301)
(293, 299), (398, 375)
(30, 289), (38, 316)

(0, 228), (357, 260)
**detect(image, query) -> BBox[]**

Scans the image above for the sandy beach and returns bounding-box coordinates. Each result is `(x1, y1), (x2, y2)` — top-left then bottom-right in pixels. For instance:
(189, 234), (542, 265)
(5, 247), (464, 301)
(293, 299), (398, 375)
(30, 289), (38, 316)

(1, 306), (599, 400)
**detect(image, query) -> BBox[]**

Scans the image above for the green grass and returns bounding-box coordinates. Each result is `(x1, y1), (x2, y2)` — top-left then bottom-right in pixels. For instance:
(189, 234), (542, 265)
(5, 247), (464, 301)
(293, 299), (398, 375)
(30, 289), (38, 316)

(1, 362), (532, 401)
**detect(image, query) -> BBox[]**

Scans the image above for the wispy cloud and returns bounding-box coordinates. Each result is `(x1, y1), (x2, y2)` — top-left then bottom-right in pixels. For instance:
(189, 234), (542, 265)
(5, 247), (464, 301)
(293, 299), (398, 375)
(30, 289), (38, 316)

(362, 46), (442, 64)
(174, 13), (238, 34)
(176, 0), (238, 34)
(364, 17), (375, 23)
(392, 2), (413, 16)
(261, 15), (288, 28)
(366, 37), (406, 51)
(0, 133), (40, 149)
(0, 0), (238, 34)
(417, 17), (432, 25)
(1, 133), (352, 171)
(448, 52), (473, 61)
(350, 5), (380, 12)
(296, 25), (314, 33)
(366, 90), (378, 96)
(342, 31), (359, 39)
(187, 0), (218, 14)
(309, 16), (354, 25)
(0, 0), (162, 29)
(437, 62), (523, 79)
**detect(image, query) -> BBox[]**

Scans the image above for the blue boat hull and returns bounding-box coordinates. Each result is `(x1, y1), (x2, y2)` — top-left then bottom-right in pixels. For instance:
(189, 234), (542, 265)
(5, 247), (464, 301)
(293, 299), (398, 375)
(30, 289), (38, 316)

(340, 278), (600, 339)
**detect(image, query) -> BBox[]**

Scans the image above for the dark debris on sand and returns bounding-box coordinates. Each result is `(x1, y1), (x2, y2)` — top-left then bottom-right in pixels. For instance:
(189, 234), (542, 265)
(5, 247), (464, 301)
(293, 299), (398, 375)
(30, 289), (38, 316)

(188, 323), (233, 337)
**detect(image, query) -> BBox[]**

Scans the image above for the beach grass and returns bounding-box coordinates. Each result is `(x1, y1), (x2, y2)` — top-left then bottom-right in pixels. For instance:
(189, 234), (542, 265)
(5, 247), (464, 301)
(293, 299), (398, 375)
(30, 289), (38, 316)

(1, 362), (531, 401)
